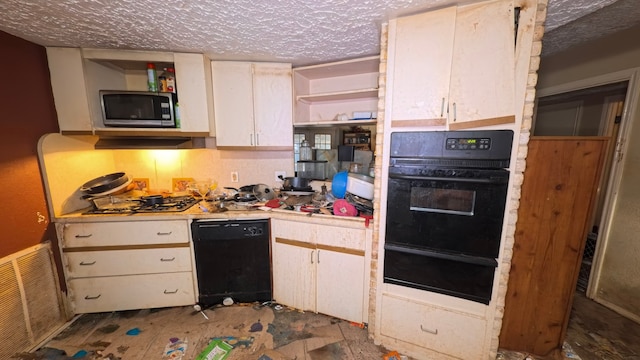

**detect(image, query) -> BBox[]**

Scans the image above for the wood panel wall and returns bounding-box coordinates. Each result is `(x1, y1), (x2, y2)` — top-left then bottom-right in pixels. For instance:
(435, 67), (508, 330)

(0, 31), (59, 257)
(500, 137), (608, 355)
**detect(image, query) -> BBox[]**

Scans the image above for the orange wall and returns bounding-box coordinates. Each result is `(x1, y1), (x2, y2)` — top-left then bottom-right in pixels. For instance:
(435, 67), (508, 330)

(0, 31), (59, 258)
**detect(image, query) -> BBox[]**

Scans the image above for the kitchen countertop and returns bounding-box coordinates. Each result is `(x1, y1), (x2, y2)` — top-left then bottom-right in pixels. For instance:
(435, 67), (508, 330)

(54, 200), (373, 229)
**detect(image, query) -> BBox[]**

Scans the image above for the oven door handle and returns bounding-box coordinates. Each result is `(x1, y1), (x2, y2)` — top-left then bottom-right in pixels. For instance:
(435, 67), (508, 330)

(384, 243), (498, 267)
(389, 173), (507, 184)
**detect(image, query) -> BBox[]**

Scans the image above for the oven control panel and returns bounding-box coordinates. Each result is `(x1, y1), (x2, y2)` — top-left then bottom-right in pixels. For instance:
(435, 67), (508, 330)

(446, 137), (491, 150)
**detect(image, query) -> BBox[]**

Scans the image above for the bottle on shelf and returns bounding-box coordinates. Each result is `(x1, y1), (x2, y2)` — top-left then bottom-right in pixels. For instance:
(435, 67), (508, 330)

(158, 73), (168, 92)
(147, 63), (158, 92)
(174, 102), (181, 128)
(165, 67), (177, 93)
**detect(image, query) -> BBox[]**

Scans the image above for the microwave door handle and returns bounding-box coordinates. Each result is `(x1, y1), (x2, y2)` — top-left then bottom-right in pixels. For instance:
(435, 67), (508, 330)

(389, 174), (506, 184)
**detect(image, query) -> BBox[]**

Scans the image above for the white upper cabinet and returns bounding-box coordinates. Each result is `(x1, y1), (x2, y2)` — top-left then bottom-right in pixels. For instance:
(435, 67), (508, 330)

(388, 0), (515, 130)
(46, 47), (93, 132)
(211, 61), (293, 149)
(46, 48), (214, 135)
(389, 6), (456, 126)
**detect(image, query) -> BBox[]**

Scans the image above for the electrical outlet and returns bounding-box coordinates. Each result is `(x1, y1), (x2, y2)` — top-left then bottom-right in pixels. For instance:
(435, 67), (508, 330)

(275, 171), (286, 182)
(231, 171), (239, 183)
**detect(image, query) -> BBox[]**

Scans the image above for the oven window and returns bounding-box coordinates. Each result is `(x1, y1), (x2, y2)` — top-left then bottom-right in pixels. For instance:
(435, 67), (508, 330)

(410, 187), (476, 216)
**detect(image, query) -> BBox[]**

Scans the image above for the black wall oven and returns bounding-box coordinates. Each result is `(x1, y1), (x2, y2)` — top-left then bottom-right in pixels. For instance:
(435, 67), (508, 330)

(384, 130), (513, 304)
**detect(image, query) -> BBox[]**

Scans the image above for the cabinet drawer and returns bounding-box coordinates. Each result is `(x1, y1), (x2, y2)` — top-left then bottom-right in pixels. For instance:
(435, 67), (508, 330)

(380, 294), (486, 359)
(69, 272), (195, 313)
(62, 220), (189, 247)
(65, 247), (192, 277)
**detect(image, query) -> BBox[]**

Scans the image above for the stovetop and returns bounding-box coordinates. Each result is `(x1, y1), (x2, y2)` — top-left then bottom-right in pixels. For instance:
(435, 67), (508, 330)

(83, 195), (199, 215)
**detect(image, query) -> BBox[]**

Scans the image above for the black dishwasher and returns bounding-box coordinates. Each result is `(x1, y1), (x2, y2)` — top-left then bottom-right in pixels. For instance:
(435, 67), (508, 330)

(191, 219), (272, 306)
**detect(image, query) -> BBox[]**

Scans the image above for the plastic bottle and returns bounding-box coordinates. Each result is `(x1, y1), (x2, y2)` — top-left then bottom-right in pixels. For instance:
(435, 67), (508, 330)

(158, 73), (168, 92)
(165, 67), (177, 93)
(174, 102), (181, 128)
(146, 63), (158, 92)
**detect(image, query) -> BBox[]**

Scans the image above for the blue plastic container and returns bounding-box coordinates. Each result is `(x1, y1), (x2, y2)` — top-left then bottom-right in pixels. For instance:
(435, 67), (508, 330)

(331, 171), (348, 198)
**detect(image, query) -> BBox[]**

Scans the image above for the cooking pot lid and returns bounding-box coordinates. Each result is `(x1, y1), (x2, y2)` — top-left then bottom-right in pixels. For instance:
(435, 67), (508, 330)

(253, 184), (275, 201)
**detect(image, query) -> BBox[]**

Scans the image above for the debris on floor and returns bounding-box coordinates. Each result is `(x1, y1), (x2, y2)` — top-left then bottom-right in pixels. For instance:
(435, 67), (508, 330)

(210, 336), (255, 348)
(30, 303), (388, 359)
(194, 339), (233, 360)
(497, 342), (583, 360)
(162, 337), (187, 359)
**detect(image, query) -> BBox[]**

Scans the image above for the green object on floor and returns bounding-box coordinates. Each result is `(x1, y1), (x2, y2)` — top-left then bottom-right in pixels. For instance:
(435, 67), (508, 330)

(195, 339), (233, 360)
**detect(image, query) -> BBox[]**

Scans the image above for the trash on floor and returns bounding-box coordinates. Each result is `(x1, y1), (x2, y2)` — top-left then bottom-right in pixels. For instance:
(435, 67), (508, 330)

(162, 337), (187, 360)
(211, 336), (255, 348)
(195, 339), (233, 360)
(250, 320), (264, 332)
(125, 327), (141, 336)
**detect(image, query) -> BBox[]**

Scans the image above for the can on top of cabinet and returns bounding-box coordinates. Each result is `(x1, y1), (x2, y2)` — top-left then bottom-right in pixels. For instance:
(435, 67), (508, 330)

(147, 63), (158, 92)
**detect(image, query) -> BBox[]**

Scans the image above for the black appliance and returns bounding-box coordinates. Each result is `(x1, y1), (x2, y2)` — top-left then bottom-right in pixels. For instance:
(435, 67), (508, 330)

(100, 90), (177, 128)
(83, 195), (198, 214)
(191, 219), (272, 306)
(384, 130), (513, 304)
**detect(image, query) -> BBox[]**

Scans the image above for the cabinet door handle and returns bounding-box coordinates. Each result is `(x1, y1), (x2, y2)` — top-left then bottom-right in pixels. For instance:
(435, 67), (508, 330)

(452, 102), (457, 121)
(420, 325), (438, 335)
(75, 234), (92, 238)
(160, 257), (176, 262)
(84, 294), (101, 300)
(250, 134), (254, 146)
(164, 289), (178, 294)
(440, 97), (445, 117)
(79, 261), (96, 266)
(157, 231), (172, 236)
(311, 250), (315, 264)
(256, 134), (260, 146)
(317, 250), (320, 264)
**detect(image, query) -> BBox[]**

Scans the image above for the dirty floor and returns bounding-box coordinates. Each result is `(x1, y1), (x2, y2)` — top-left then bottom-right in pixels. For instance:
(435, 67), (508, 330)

(21, 303), (389, 360)
(17, 291), (640, 360)
(498, 292), (640, 360)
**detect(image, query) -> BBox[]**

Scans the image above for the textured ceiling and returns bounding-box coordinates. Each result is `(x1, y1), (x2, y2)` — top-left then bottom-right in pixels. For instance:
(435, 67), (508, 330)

(0, 0), (637, 66)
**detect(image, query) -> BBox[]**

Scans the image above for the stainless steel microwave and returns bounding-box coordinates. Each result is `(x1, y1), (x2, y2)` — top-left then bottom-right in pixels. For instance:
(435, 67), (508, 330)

(100, 90), (177, 128)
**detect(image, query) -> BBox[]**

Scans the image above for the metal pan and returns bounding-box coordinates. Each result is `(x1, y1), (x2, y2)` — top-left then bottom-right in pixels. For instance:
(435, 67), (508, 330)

(80, 172), (129, 194)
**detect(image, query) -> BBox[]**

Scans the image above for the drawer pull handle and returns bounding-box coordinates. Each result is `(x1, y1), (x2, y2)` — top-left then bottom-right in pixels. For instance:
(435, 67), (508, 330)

(164, 289), (178, 294)
(79, 261), (96, 266)
(75, 234), (93, 238)
(84, 294), (101, 300)
(420, 325), (438, 335)
(157, 231), (173, 236)
(160, 257), (176, 262)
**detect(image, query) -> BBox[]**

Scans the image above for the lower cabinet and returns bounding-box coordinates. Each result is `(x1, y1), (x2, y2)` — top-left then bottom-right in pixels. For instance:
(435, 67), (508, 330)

(57, 220), (196, 314)
(271, 218), (368, 323)
(379, 294), (486, 359)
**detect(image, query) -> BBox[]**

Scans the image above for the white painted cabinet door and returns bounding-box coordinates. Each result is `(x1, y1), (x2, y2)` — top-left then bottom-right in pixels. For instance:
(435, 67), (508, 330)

(448, 0), (515, 126)
(272, 238), (316, 312)
(316, 248), (365, 323)
(211, 61), (255, 146)
(389, 6), (456, 125)
(253, 63), (293, 147)
(46, 47), (93, 132)
(173, 53), (213, 133)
